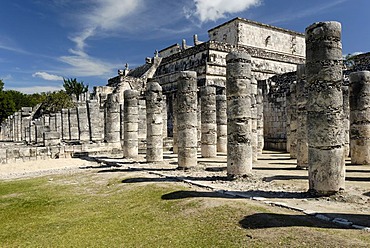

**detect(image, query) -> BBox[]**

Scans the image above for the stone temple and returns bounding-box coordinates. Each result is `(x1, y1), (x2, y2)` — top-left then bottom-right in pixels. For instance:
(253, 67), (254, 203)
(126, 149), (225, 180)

(1, 17), (369, 196)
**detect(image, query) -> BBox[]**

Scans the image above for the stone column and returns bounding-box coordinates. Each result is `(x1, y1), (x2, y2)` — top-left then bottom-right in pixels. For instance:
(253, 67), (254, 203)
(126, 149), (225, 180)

(162, 95), (168, 138)
(87, 100), (103, 142)
(29, 122), (36, 144)
(256, 89), (264, 155)
(251, 77), (258, 162)
(342, 84), (350, 157)
(226, 51), (252, 178)
(124, 90), (139, 158)
(69, 108), (79, 141)
(197, 94), (202, 149)
(286, 89), (291, 153)
(21, 107), (32, 142)
(61, 109), (70, 140)
(105, 93), (121, 143)
(172, 94), (178, 154)
(216, 94), (227, 153)
(14, 112), (21, 142)
(49, 113), (57, 131)
(289, 82), (297, 158)
(200, 86), (217, 157)
(296, 64), (308, 169)
(77, 103), (90, 142)
(146, 81), (163, 162)
(55, 112), (62, 134)
(177, 71), (198, 169)
(138, 98), (147, 141)
(349, 71), (370, 165)
(306, 21), (345, 195)
(34, 119), (44, 144)
(120, 104), (125, 142)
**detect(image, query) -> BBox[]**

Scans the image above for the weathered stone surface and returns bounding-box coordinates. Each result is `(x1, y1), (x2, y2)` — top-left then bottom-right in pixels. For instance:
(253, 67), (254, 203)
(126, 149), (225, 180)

(61, 109), (70, 140)
(177, 71), (198, 169)
(306, 21), (345, 195)
(146, 81), (163, 162)
(105, 93), (121, 143)
(200, 86), (217, 157)
(296, 64), (308, 169)
(226, 51), (253, 177)
(288, 82), (297, 158)
(216, 94), (227, 153)
(77, 103), (90, 142)
(172, 94), (178, 154)
(69, 108), (79, 141)
(124, 90), (139, 158)
(349, 71), (370, 165)
(162, 95), (168, 138)
(256, 89), (264, 154)
(342, 85), (350, 157)
(251, 77), (258, 162)
(43, 131), (61, 146)
(87, 100), (104, 142)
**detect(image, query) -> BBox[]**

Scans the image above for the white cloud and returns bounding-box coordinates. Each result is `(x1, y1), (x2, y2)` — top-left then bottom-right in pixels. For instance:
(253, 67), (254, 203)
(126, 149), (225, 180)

(59, 53), (116, 77)
(70, 0), (142, 54)
(58, 0), (142, 78)
(189, 0), (261, 23)
(85, 0), (141, 31)
(32, 72), (64, 81)
(7, 85), (63, 94)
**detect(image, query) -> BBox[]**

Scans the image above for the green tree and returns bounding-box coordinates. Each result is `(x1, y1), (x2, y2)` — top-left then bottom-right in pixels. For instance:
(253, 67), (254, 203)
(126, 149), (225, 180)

(0, 79), (4, 92)
(40, 90), (75, 114)
(0, 91), (16, 123)
(63, 78), (88, 101)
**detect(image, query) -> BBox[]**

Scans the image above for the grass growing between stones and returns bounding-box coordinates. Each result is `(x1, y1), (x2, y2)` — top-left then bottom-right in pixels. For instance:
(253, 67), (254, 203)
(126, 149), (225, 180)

(0, 171), (369, 247)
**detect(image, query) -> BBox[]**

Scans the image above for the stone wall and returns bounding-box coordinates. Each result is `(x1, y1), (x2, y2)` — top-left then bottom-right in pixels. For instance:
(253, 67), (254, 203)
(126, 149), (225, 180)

(261, 72), (296, 150)
(208, 17), (305, 57)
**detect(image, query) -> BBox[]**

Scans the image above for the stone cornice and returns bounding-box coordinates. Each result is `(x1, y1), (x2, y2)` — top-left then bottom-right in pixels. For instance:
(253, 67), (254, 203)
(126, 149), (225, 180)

(159, 41), (305, 69)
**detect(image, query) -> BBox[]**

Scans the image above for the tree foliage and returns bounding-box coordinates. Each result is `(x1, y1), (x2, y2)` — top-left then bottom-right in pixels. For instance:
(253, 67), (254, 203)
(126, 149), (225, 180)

(39, 90), (75, 114)
(0, 79), (76, 124)
(63, 78), (88, 101)
(0, 79), (4, 92)
(0, 91), (16, 124)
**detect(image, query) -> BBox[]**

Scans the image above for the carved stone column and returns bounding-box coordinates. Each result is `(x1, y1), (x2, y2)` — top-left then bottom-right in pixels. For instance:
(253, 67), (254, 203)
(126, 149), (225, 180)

(306, 21), (345, 195)
(226, 51), (253, 178)
(177, 71), (198, 169)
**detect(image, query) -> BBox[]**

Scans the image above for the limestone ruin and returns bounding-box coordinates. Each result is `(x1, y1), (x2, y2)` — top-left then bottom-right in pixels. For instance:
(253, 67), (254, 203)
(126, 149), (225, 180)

(1, 17), (370, 196)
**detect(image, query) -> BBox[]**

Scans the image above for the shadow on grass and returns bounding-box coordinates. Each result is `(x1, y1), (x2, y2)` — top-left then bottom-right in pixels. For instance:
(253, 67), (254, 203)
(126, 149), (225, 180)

(161, 190), (235, 200)
(162, 189), (312, 200)
(122, 175), (229, 184)
(239, 213), (357, 230)
(122, 177), (178, 183)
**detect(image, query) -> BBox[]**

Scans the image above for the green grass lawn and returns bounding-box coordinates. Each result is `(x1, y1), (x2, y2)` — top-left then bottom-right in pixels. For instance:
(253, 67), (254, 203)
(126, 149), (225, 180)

(0, 171), (369, 247)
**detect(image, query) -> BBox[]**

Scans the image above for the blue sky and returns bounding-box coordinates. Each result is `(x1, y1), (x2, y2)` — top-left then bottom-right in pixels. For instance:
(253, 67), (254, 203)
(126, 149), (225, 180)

(0, 0), (368, 94)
